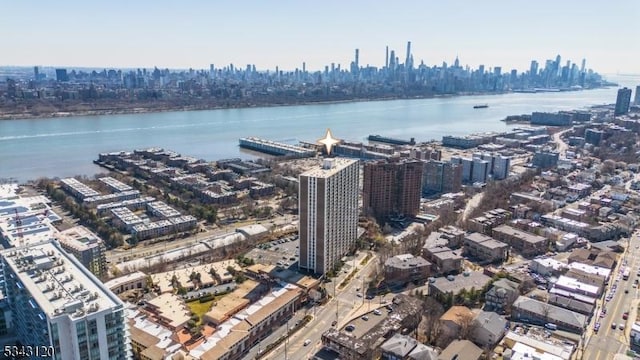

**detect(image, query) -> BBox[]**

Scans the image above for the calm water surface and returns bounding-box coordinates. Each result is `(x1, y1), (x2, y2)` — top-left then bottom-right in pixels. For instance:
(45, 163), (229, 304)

(1, 75), (638, 182)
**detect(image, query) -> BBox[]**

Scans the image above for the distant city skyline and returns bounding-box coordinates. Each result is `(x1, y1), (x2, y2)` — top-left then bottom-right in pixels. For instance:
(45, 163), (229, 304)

(2, 0), (639, 74)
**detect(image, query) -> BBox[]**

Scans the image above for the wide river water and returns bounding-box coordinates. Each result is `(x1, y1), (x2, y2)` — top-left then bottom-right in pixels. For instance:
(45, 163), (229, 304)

(1, 75), (638, 182)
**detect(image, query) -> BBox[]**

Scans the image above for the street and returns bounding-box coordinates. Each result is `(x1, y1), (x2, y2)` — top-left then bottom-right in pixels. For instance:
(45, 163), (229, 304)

(583, 232), (639, 360)
(248, 252), (391, 360)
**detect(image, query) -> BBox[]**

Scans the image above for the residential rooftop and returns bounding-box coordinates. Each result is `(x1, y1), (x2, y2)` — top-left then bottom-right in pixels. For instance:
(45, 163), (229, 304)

(385, 254), (431, 269)
(57, 225), (104, 252)
(0, 240), (121, 318)
(492, 224), (548, 245)
(0, 194), (61, 247)
(431, 272), (492, 294)
(104, 271), (148, 292)
(300, 158), (359, 178)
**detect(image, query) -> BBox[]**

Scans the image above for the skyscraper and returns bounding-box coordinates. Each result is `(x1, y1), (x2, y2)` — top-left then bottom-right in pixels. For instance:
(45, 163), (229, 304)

(55, 69), (69, 82)
(634, 85), (640, 105)
(615, 87), (632, 115)
(405, 41), (412, 69)
(529, 60), (538, 77)
(362, 159), (423, 224)
(385, 46), (389, 69)
(423, 160), (462, 195)
(0, 241), (129, 359)
(299, 158), (359, 275)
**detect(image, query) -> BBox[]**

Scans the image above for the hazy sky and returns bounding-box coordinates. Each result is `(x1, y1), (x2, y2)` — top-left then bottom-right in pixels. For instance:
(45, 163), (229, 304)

(2, 0), (639, 74)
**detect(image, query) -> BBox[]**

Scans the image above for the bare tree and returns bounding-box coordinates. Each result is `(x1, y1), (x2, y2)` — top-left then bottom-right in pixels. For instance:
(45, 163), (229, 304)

(458, 311), (477, 340)
(415, 296), (445, 346)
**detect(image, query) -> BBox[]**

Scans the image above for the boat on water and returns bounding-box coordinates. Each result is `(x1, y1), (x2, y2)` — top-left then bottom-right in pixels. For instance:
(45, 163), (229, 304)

(473, 104), (489, 109)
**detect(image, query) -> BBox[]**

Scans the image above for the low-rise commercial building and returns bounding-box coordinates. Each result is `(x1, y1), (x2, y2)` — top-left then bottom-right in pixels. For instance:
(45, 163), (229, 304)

(321, 294), (423, 360)
(190, 284), (302, 360)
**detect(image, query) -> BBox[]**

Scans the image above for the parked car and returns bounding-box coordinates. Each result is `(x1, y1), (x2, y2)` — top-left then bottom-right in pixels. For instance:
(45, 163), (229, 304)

(612, 322), (617, 329)
(304, 339), (311, 346)
(623, 312), (629, 320)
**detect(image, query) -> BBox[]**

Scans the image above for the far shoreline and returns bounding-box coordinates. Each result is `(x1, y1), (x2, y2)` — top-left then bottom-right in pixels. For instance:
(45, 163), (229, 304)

(0, 87), (608, 121)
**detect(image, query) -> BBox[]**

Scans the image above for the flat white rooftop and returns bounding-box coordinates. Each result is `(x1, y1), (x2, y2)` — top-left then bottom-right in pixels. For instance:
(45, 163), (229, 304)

(0, 195), (61, 247)
(57, 225), (103, 252)
(104, 271), (148, 291)
(300, 158), (358, 178)
(0, 240), (121, 318)
(553, 275), (599, 296)
(568, 262), (611, 279)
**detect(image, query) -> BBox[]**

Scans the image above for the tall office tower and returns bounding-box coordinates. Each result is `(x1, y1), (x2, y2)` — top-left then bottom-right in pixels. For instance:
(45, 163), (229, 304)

(302, 62), (306, 73)
(0, 241), (129, 359)
(355, 49), (359, 69)
(423, 160), (462, 195)
(581, 59), (586, 73)
(363, 159), (423, 224)
(555, 55), (562, 76)
(494, 66), (502, 76)
(405, 41), (412, 68)
(299, 158), (359, 275)
(33, 66), (39, 81)
(389, 50), (396, 70)
(55, 69), (69, 82)
(615, 87), (632, 115)
(385, 46), (389, 69)
(634, 85), (640, 105)
(530, 60), (539, 78)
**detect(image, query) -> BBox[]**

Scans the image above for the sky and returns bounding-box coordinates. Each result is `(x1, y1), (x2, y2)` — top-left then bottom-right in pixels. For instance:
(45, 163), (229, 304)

(1, 0), (639, 74)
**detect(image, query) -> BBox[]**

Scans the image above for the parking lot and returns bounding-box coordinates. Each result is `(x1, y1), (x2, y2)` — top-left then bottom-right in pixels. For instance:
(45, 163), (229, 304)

(246, 235), (300, 267)
(341, 306), (389, 339)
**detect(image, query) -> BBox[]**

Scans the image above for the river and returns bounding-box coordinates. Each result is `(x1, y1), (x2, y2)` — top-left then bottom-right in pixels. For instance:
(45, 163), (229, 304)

(1, 75), (638, 182)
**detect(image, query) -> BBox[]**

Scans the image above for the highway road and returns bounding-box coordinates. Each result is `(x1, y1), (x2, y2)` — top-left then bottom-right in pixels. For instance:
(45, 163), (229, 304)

(255, 252), (391, 360)
(584, 232), (639, 360)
